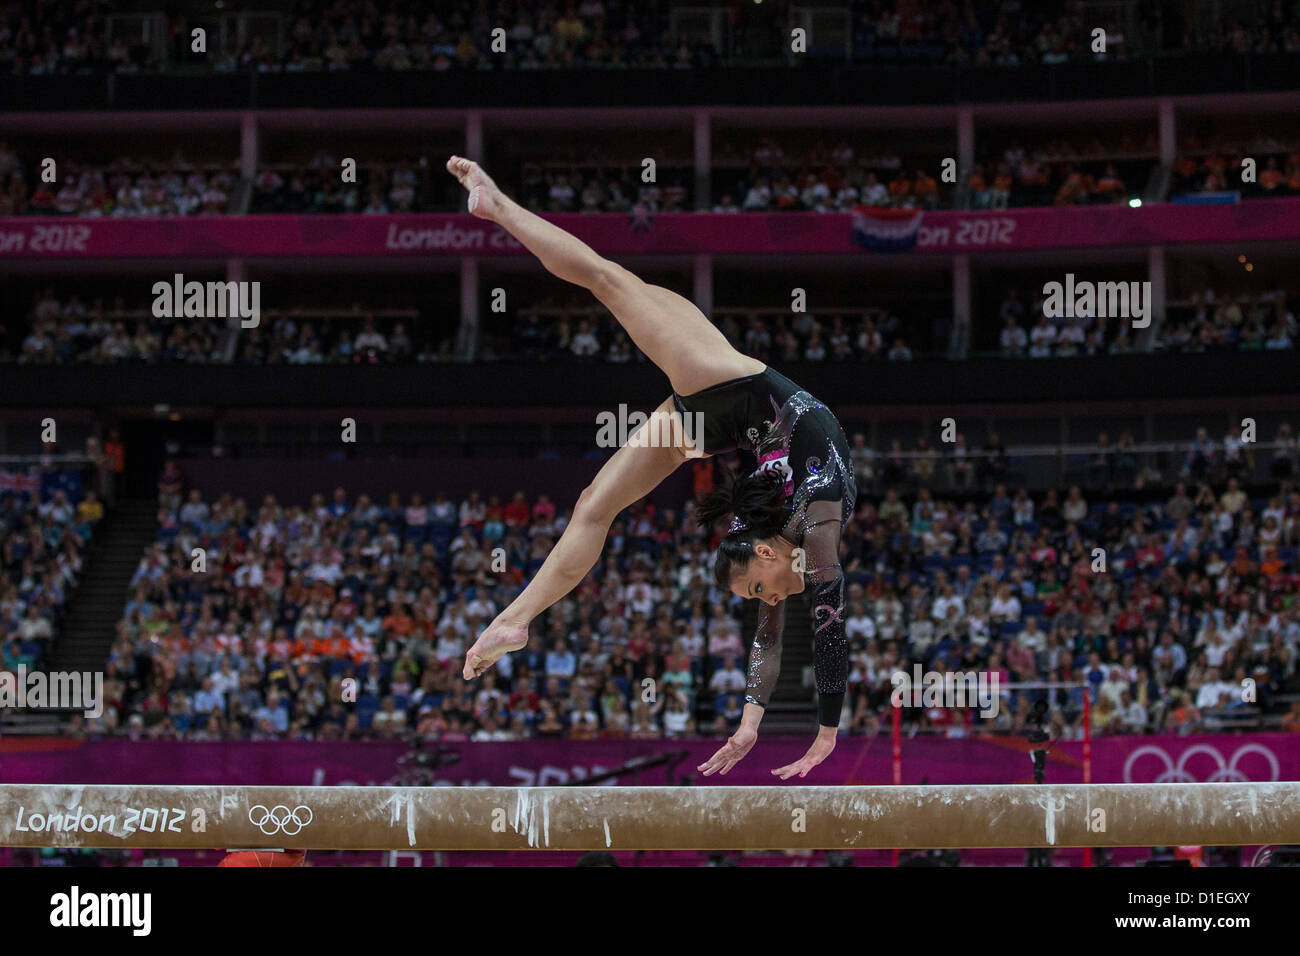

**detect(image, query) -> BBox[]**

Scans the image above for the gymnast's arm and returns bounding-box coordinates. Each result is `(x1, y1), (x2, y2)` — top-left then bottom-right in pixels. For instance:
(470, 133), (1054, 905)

(766, 503), (847, 779)
(697, 600), (783, 776)
(799, 500), (849, 729)
(742, 598), (787, 722)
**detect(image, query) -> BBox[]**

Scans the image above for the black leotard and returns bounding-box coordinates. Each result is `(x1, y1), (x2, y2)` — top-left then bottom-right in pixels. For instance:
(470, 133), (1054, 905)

(674, 366), (857, 727)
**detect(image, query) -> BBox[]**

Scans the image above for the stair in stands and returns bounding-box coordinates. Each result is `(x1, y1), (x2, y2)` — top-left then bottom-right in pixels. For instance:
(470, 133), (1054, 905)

(50, 498), (159, 675)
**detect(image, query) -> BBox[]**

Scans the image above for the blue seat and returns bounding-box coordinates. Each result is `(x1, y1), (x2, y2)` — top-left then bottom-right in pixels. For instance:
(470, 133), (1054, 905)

(355, 695), (380, 730)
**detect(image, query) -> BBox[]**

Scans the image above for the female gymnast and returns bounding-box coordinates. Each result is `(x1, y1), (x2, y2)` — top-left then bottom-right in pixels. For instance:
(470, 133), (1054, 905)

(448, 157), (856, 779)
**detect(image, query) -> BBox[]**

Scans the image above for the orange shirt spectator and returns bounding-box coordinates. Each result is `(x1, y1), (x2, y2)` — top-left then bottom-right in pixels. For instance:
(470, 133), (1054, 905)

(1231, 549), (1255, 578)
(383, 609), (414, 638)
(1261, 550), (1284, 578)
(1055, 171), (1085, 204)
(104, 439), (126, 474)
(348, 635), (374, 665)
(692, 459), (714, 497)
(1170, 698), (1199, 727)
(1095, 171), (1124, 194)
(1281, 703), (1300, 732)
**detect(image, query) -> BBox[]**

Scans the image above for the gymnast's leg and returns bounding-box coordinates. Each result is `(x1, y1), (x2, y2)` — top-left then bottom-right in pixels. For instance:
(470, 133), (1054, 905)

(446, 156), (763, 395)
(462, 408), (688, 678)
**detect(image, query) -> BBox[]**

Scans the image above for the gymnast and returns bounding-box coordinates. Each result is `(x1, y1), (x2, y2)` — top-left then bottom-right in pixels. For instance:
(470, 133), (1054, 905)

(448, 157), (856, 779)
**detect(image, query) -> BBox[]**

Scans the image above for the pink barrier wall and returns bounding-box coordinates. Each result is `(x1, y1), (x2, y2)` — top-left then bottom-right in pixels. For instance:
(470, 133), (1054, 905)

(1, 733), (1295, 787)
(2, 198), (1298, 259)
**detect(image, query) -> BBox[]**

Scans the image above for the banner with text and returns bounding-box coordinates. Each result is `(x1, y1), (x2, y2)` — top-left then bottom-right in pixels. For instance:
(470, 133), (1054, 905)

(2, 198), (1298, 259)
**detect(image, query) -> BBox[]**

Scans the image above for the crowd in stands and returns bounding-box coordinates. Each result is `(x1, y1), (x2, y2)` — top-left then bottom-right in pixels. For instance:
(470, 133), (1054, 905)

(995, 286), (1297, 357)
(968, 136), (1154, 208)
(505, 304), (922, 363)
(5, 129), (1298, 219)
(842, 419), (1299, 502)
(7, 0), (1300, 77)
(715, 138), (946, 213)
(249, 156), (450, 214)
(237, 312), (450, 365)
(9, 283), (1297, 367)
(5, 288), (231, 364)
(69, 412), (1300, 741)
(0, 143), (236, 217)
(514, 160), (692, 214)
(1157, 289), (1297, 353)
(1171, 141), (1300, 199)
(1, 474), (102, 677)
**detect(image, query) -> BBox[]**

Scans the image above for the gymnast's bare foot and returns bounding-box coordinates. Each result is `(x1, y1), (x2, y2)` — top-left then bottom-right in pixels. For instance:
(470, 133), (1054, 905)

(446, 155), (504, 221)
(462, 616), (530, 679)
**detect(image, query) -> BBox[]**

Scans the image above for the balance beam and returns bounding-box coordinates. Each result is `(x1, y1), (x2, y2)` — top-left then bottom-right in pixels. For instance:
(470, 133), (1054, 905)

(2, 782), (1298, 851)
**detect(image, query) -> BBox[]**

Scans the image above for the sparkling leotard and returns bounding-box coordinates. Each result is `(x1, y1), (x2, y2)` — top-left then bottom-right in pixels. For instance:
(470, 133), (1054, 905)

(674, 367), (857, 727)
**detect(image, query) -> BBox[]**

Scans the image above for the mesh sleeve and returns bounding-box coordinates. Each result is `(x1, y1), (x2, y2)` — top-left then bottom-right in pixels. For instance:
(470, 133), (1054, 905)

(794, 499), (849, 728)
(745, 599), (785, 710)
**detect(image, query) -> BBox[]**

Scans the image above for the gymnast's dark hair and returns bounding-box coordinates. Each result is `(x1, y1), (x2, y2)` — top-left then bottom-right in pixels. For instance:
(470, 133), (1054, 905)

(696, 467), (788, 589)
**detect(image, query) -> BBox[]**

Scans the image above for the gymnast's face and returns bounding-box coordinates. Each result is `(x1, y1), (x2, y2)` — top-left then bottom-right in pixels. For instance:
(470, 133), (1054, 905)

(732, 537), (805, 607)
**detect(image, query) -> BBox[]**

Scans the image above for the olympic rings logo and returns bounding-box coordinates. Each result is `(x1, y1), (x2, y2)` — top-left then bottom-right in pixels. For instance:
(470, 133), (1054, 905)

(1122, 744), (1280, 783)
(248, 804), (314, 836)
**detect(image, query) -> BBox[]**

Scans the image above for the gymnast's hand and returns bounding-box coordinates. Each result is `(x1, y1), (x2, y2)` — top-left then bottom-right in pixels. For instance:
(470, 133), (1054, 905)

(697, 724), (758, 777)
(771, 725), (837, 780)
